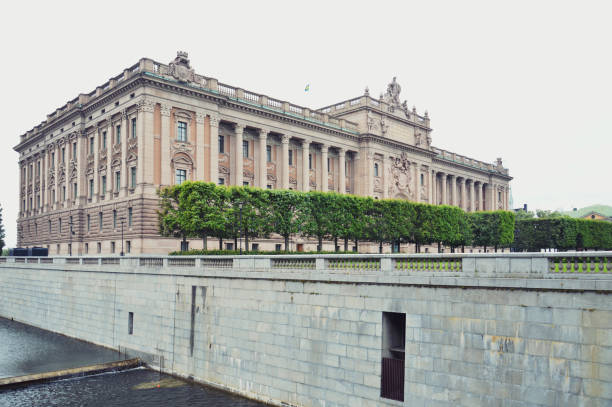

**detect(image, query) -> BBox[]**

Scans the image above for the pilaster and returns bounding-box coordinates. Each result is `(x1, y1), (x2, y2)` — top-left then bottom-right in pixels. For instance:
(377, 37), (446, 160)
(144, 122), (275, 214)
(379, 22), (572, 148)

(381, 155), (389, 199)
(160, 104), (171, 186)
(301, 140), (310, 192)
(441, 173), (447, 205)
(120, 110), (128, 197)
(234, 123), (244, 186)
(209, 114), (220, 184)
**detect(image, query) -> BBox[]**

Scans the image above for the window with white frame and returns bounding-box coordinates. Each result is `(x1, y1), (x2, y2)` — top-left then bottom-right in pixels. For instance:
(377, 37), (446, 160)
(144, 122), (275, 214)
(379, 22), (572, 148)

(176, 169), (187, 185)
(177, 121), (187, 142)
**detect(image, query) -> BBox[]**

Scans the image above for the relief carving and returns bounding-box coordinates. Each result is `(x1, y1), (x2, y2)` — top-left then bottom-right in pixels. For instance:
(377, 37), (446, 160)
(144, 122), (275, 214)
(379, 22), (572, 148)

(388, 152), (413, 199)
(168, 51), (195, 83)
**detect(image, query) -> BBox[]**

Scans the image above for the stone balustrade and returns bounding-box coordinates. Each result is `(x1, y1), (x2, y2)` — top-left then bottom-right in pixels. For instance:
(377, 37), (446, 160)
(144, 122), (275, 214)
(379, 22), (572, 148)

(2, 252), (611, 277)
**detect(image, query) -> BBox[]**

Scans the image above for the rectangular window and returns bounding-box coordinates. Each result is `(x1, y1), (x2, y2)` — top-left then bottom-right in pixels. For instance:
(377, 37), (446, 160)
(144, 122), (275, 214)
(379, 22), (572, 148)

(275, 244), (282, 252)
(267, 184), (272, 189)
(85, 243), (89, 254)
(218, 135), (224, 153)
(243, 181), (249, 187)
(62, 186), (66, 201)
(266, 145), (272, 162)
(97, 242), (101, 253)
(62, 147), (65, 163)
(288, 150), (293, 166)
(420, 173), (424, 186)
(380, 312), (406, 402)
(131, 118), (137, 139)
(126, 241), (131, 254)
(111, 241), (116, 253)
(327, 157), (331, 173)
(113, 209), (117, 229)
(51, 152), (55, 166)
(116, 125), (121, 144)
(177, 121), (187, 142)
(225, 243), (234, 250)
(242, 140), (249, 158)
(128, 207), (133, 227)
(115, 171), (120, 191)
(130, 167), (136, 189)
(102, 131), (107, 149)
(218, 178), (225, 185)
(251, 243), (259, 251)
(128, 312), (133, 335)
(89, 137), (94, 154)
(52, 189), (55, 203)
(87, 214), (91, 231)
(89, 179), (94, 197)
(102, 175), (107, 194)
(99, 212), (103, 231)
(176, 169), (187, 185)
(72, 143), (77, 161)
(48, 220), (51, 233)
(59, 218), (62, 233)
(73, 182), (77, 200)
(309, 154), (312, 170)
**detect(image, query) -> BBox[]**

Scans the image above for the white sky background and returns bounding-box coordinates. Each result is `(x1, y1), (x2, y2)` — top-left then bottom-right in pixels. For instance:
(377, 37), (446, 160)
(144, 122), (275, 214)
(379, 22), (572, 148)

(0, 0), (610, 247)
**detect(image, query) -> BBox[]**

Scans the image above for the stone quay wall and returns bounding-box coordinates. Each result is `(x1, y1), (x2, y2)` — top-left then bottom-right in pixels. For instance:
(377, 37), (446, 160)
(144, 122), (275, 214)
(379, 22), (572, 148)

(0, 253), (611, 407)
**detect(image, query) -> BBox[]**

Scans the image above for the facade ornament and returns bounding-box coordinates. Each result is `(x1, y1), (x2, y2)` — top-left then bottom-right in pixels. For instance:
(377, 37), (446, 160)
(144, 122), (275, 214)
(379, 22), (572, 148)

(415, 132), (423, 147)
(195, 112), (206, 124)
(168, 51), (195, 83)
(424, 110), (429, 118)
(138, 98), (155, 113)
(412, 105), (417, 114)
(388, 152), (413, 199)
(496, 157), (504, 169)
(384, 77), (401, 105)
(281, 134), (290, 144)
(364, 86), (369, 96)
(380, 115), (389, 136)
(121, 109), (128, 121)
(426, 133), (432, 149)
(160, 104), (171, 117)
(209, 114), (220, 127)
(367, 110), (378, 132)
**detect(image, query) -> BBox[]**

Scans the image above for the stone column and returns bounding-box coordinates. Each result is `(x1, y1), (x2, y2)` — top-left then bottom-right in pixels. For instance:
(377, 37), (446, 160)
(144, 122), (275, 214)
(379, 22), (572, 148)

(234, 123), (244, 186)
(301, 140), (310, 192)
(141, 99), (155, 193)
(106, 119), (113, 197)
(320, 145), (329, 192)
(195, 112), (206, 180)
(91, 130), (98, 203)
(441, 173), (447, 205)
(412, 163), (419, 202)
(382, 156), (389, 199)
(54, 145), (60, 209)
(258, 129), (268, 188)
(209, 114), (220, 184)
(449, 175), (456, 206)
(469, 180), (475, 212)
(75, 133), (83, 206)
(428, 169), (434, 204)
(338, 148), (346, 194)
(41, 151), (47, 211)
(160, 104), (171, 186)
(366, 152), (374, 196)
(120, 111), (128, 197)
(281, 134), (290, 189)
(460, 178), (466, 210)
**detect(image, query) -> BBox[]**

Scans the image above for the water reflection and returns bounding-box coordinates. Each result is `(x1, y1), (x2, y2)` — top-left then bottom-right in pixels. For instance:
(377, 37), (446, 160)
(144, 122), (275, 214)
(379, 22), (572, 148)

(0, 318), (121, 379)
(0, 368), (266, 407)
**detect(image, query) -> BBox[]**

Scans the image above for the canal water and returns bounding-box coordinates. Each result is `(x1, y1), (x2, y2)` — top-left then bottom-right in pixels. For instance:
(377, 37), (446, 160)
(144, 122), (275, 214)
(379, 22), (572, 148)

(0, 318), (267, 406)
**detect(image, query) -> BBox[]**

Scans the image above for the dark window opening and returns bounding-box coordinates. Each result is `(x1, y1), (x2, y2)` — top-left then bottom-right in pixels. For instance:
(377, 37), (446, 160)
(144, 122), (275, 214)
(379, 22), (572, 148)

(381, 312), (405, 402)
(128, 312), (133, 335)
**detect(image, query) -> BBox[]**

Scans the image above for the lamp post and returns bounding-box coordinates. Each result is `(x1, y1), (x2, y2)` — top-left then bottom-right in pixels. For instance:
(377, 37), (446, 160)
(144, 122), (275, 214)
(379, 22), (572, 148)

(120, 217), (126, 256)
(68, 217), (74, 256)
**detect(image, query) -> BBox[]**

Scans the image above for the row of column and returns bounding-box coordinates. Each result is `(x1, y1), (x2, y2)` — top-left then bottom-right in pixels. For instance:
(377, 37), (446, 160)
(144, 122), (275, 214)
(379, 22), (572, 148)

(210, 118), (350, 193)
(429, 171), (508, 211)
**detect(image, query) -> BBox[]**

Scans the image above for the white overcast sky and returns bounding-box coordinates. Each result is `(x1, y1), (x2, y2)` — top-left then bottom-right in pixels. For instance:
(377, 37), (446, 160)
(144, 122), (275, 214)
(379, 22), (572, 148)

(0, 0), (610, 247)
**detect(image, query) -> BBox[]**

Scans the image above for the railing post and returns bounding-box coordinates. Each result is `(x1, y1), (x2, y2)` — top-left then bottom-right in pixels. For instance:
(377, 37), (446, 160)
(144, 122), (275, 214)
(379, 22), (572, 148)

(380, 257), (393, 272)
(316, 258), (326, 271)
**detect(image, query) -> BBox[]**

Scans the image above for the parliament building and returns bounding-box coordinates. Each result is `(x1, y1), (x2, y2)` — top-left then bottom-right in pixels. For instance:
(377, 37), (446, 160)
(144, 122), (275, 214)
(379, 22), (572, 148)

(15, 52), (512, 254)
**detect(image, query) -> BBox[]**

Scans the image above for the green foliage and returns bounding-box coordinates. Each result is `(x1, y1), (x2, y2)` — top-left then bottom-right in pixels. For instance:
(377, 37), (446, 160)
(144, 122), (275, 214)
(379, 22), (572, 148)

(513, 218), (612, 251)
(514, 210), (535, 220)
(470, 211), (515, 249)
(563, 204), (612, 218)
(158, 182), (518, 253)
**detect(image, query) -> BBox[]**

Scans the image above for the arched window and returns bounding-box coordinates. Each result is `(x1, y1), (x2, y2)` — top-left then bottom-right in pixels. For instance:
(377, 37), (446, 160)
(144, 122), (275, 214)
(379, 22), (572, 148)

(374, 163), (379, 177)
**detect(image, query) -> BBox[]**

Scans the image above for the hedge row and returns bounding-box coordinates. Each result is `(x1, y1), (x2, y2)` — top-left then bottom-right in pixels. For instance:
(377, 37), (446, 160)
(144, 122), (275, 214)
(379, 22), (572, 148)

(159, 182), (515, 252)
(513, 218), (612, 251)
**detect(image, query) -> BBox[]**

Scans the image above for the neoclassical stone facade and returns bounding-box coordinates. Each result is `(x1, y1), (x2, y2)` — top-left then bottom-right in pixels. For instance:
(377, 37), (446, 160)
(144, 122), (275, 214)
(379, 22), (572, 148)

(15, 52), (511, 254)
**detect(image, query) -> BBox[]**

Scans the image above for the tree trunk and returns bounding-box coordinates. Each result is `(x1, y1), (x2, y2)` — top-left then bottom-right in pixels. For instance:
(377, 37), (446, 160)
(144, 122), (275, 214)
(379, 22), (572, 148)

(438, 242), (441, 253)
(495, 245), (498, 253)
(334, 237), (338, 252)
(379, 241), (383, 254)
(234, 235), (238, 250)
(344, 237), (348, 252)
(462, 245), (465, 253)
(318, 236), (323, 252)
(354, 239), (359, 252)
(484, 245), (487, 253)
(245, 232), (249, 252)
(219, 237), (223, 250)
(202, 234), (207, 251)
(284, 235), (290, 252)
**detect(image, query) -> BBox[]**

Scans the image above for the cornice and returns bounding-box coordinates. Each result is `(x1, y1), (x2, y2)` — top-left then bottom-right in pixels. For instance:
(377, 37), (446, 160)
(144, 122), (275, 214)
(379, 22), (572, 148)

(432, 157), (512, 180)
(336, 105), (432, 132)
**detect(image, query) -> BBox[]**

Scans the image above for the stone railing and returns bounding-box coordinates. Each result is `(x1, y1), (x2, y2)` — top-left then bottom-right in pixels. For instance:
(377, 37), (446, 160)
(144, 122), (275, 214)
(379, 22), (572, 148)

(432, 146), (509, 176)
(2, 252), (611, 277)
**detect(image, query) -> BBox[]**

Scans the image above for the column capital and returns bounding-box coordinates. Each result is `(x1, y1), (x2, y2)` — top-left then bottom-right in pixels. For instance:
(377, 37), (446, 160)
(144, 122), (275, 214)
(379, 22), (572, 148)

(209, 113), (220, 127)
(281, 134), (290, 144)
(320, 144), (329, 153)
(195, 111), (206, 124)
(137, 98), (155, 113)
(301, 139), (311, 147)
(234, 123), (245, 134)
(160, 104), (171, 117)
(258, 127), (270, 137)
(337, 147), (346, 157)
